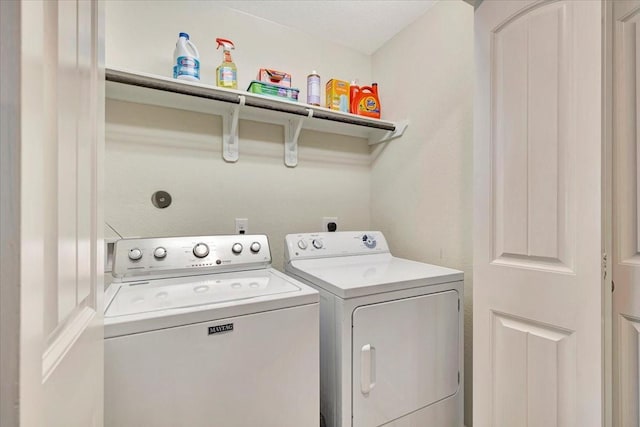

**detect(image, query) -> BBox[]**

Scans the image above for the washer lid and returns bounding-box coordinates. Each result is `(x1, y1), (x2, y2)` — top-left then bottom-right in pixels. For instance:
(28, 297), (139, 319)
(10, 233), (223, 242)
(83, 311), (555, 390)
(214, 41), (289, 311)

(106, 270), (301, 318)
(104, 268), (318, 338)
(287, 253), (463, 299)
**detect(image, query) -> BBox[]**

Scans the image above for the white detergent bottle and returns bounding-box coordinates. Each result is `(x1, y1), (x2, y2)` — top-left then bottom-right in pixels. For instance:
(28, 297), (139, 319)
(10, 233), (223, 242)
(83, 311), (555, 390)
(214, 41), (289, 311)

(173, 32), (200, 81)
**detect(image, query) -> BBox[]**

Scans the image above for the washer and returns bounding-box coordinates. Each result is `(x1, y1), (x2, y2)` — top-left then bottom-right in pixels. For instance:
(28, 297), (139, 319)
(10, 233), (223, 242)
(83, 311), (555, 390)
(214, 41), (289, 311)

(104, 234), (319, 427)
(284, 231), (463, 427)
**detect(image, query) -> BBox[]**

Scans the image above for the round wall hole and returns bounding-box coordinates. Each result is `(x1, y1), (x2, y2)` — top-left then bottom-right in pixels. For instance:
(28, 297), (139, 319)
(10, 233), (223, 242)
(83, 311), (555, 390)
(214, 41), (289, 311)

(151, 191), (172, 209)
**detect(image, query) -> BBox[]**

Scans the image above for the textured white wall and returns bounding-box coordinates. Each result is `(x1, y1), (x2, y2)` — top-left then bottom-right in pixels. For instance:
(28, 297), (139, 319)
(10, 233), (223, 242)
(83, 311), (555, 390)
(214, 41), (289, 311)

(104, 2), (374, 269)
(371, 2), (474, 425)
(106, 100), (372, 270)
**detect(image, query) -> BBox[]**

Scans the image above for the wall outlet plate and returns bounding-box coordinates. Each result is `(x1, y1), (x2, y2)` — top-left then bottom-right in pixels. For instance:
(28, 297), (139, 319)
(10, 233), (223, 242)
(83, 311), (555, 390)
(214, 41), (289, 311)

(235, 218), (249, 234)
(322, 217), (338, 232)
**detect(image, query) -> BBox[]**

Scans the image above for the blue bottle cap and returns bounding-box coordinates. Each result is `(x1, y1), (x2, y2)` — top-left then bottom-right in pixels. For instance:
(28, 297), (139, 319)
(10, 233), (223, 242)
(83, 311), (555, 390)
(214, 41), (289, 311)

(179, 32), (189, 40)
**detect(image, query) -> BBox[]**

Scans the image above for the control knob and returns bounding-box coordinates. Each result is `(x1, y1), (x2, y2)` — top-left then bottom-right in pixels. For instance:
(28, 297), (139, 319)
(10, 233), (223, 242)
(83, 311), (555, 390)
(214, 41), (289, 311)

(312, 239), (323, 249)
(232, 243), (243, 254)
(193, 243), (209, 258)
(153, 247), (167, 259)
(128, 248), (143, 261)
(250, 242), (261, 253)
(297, 240), (308, 250)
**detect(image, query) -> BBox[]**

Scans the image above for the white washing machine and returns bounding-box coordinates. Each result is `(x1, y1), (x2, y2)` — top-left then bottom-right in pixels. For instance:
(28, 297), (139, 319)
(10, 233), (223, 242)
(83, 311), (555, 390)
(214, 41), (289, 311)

(104, 234), (319, 427)
(284, 231), (463, 427)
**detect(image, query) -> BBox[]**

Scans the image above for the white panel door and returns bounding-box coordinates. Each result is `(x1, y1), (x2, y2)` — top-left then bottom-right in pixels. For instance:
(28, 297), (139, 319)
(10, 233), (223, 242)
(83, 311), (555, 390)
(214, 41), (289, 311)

(351, 291), (459, 427)
(474, 1), (605, 427)
(18, 1), (105, 426)
(613, 1), (640, 427)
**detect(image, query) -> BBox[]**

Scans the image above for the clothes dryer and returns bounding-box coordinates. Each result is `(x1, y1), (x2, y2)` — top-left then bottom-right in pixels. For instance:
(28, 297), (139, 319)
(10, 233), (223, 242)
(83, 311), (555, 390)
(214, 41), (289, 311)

(285, 231), (463, 427)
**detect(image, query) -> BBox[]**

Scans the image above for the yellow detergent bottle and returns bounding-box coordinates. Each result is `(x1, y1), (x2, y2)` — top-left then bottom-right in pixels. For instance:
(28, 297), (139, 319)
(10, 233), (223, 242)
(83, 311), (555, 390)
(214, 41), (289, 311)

(216, 38), (237, 89)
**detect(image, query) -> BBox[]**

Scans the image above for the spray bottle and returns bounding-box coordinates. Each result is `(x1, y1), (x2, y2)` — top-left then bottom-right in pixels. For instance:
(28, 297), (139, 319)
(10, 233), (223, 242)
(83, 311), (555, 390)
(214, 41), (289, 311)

(215, 38), (237, 89)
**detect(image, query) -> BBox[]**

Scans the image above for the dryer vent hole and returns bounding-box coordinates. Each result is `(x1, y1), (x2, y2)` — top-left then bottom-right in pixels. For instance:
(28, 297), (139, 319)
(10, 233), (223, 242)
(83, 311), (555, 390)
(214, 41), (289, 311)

(151, 191), (172, 209)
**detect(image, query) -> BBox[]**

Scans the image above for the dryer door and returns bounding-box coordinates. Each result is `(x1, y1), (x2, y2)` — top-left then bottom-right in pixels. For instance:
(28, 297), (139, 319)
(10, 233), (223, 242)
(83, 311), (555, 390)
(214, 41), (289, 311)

(352, 290), (459, 427)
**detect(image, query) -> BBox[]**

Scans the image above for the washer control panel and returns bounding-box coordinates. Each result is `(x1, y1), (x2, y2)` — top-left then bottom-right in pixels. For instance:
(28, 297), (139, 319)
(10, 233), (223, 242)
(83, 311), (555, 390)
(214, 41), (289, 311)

(285, 231), (389, 260)
(112, 234), (271, 281)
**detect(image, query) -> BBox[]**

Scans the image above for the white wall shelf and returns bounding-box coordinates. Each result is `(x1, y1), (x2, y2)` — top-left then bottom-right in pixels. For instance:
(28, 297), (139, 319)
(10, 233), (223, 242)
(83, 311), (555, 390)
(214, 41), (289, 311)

(105, 68), (408, 167)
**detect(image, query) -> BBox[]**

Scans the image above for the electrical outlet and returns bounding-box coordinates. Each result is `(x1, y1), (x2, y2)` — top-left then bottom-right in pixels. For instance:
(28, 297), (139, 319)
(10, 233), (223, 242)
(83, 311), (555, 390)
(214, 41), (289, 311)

(322, 217), (338, 232)
(235, 218), (248, 235)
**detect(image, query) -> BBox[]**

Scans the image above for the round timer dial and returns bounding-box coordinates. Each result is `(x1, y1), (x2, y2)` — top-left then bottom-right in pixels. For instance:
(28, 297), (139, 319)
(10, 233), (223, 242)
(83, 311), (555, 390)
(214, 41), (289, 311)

(193, 243), (210, 258)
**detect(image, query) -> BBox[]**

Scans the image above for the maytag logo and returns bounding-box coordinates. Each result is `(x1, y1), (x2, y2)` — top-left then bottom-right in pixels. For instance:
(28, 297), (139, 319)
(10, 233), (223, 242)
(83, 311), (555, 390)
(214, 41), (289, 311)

(208, 323), (234, 335)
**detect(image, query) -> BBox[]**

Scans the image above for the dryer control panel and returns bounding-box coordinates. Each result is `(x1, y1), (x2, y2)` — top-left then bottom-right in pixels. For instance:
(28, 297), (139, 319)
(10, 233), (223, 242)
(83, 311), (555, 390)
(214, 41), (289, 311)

(112, 234), (271, 281)
(285, 231), (390, 260)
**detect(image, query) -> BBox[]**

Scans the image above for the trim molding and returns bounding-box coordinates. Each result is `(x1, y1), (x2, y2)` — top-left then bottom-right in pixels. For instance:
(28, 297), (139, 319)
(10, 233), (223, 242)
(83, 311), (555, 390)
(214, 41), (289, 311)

(0, 0), (21, 426)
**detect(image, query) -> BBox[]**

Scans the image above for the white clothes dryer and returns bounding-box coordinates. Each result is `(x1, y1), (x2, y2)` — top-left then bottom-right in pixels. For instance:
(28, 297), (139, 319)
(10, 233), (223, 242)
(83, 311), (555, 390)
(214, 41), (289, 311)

(284, 231), (463, 427)
(104, 234), (319, 427)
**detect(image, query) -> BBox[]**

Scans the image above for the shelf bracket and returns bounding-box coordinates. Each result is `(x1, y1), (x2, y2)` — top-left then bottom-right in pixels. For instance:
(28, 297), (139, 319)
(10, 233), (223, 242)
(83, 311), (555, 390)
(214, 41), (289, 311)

(222, 95), (245, 162)
(368, 119), (409, 145)
(284, 109), (313, 167)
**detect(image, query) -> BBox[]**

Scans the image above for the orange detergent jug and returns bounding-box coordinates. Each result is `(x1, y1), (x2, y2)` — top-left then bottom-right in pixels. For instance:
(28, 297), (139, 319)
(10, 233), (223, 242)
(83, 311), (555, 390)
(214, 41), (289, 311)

(349, 83), (381, 119)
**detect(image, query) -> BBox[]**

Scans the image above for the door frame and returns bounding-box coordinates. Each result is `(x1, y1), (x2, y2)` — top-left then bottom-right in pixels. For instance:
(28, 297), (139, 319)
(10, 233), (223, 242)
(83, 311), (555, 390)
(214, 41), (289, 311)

(0, 0), (21, 425)
(602, 2), (613, 427)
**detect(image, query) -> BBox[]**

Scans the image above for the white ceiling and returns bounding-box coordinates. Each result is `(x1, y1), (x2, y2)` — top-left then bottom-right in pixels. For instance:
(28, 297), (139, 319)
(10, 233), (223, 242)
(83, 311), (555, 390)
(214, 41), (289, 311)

(215, 0), (438, 55)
